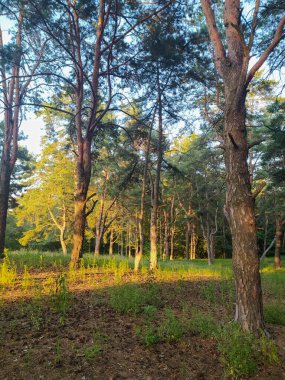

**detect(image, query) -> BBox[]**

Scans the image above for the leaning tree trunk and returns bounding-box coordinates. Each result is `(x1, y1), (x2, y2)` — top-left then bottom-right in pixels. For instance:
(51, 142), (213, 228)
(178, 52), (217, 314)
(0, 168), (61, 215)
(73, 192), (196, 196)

(60, 228), (68, 256)
(0, 162), (11, 258)
(224, 87), (264, 332)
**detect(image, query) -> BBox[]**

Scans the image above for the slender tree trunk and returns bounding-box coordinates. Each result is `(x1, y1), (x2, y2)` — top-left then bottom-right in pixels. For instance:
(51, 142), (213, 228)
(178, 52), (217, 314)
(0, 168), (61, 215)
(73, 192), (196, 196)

(0, 162), (10, 258)
(274, 218), (283, 269)
(163, 210), (169, 260)
(135, 124), (152, 272)
(170, 194), (175, 260)
(60, 228), (68, 255)
(190, 222), (197, 260)
(150, 70), (163, 271)
(185, 220), (191, 260)
(109, 229), (114, 256)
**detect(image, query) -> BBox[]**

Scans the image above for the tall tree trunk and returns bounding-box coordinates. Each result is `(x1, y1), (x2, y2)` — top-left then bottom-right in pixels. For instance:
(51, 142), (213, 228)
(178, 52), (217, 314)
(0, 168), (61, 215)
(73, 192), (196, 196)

(71, 139), (92, 265)
(190, 222), (197, 260)
(170, 194), (176, 260)
(135, 123), (152, 272)
(163, 210), (169, 260)
(60, 228), (68, 256)
(224, 95), (264, 332)
(109, 229), (114, 256)
(0, 162), (10, 257)
(150, 69), (163, 271)
(274, 218), (283, 269)
(185, 220), (191, 260)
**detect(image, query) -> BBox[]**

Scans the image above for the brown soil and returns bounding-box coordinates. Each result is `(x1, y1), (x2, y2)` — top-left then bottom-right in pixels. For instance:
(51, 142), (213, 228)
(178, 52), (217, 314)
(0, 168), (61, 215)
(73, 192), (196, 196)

(0, 272), (284, 380)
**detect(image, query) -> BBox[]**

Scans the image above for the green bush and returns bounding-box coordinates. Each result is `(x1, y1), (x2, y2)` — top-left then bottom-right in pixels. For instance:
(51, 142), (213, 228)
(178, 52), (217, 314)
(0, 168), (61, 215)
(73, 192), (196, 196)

(109, 283), (160, 314)
(264, 303), (285, 325)
(188, 308), (218, 338)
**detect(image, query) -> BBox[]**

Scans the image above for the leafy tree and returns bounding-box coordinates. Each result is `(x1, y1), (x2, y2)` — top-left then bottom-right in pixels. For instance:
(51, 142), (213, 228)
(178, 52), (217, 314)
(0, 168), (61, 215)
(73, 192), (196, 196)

(15, 138), (74, 254)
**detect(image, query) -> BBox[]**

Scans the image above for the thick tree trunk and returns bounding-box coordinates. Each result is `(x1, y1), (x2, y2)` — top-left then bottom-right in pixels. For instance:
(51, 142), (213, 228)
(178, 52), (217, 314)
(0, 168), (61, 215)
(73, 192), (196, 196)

(274, 218), (283, 269)
(224, 89), (264, 333)
(71, 139), (91, 266)
(0, 162), (11, 258)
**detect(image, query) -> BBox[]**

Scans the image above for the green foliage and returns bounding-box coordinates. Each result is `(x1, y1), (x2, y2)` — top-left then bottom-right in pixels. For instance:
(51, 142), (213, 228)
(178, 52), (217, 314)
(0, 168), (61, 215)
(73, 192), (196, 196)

(52, 274), (71, 325)
(217, 323), (258, 378)
(0, 254), (16, 286)
(158, 308), (186, 342)
(188, 308), (218, 338)
(83, 332), (108, 360)
(109, 282), (160, 315)
(264, 303), (285, 325)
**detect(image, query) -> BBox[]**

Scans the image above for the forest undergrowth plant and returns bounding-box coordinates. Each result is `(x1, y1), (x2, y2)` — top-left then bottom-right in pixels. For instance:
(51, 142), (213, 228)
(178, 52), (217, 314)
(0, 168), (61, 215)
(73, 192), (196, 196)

(216, 323), (279, 378)
(83, 331), (108, 361)
(109, 280), (160, 315)
(264, 303), (285, 325)
(0, 253), (16, 287)
(26, 288), (45, 330)
(52, 273), (71, 325)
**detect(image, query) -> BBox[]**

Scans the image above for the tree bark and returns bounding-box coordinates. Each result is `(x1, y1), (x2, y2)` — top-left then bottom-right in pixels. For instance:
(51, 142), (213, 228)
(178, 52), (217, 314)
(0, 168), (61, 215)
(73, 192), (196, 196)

(150, 68), (163, 271)
(109, 229), (114, 256)
(274, 218), (283, 269)
(0, 162), (10, 257)
(224, 96), (264, 332)
(199, 0), (284, 333)
(185, 220), (191, 260)
(163, 209), (169, 260)
(71, 139), (92, 265)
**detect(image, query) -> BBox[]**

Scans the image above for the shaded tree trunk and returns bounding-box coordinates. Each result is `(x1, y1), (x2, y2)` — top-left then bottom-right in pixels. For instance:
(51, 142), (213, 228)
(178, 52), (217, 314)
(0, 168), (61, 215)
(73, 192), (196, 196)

(0, 163), (10, 257)
(185, 220), (191, 260)
(150, 69), (163, 271)
(274, 218), (284, 269)
(163, 210), (169, 260)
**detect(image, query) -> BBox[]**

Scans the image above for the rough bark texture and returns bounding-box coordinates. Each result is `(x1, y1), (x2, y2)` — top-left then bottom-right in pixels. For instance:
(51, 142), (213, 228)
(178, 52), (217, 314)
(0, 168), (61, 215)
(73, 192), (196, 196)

(0, 163), (10, 257)
(150, 70), (163, 271)
(223, 85), (264, 332)
(71, 139), (92, 265)
(199, 0), (285, 333)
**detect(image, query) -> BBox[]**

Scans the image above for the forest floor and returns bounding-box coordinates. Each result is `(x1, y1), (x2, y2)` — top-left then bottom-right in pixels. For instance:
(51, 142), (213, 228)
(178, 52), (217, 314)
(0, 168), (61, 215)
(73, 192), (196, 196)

(0, 253), (285, 380)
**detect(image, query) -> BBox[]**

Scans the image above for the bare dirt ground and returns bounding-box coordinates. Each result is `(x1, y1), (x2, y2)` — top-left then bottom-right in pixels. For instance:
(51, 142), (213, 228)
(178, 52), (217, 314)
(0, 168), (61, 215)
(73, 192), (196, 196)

(0, 272), (284, 380)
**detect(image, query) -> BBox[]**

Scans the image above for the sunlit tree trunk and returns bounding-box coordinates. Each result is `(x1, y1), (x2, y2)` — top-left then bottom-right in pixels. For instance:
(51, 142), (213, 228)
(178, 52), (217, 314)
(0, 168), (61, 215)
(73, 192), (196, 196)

(109, 229), (114, 256)
(199, 0), (285, 333)
(150, 68), (163, 271)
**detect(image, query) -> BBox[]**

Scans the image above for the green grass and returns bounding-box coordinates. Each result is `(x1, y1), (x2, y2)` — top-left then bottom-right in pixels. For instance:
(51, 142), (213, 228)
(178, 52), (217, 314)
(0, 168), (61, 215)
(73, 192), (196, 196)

(109, 282), (160, 314)
(264, 303), (285, 325)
